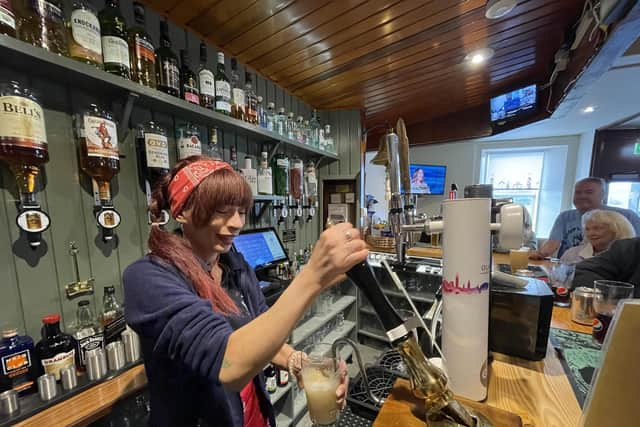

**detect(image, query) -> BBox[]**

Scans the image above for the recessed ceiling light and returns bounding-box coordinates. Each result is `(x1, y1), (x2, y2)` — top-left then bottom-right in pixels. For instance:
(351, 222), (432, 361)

(582, 106), (596, 114)
(465, 48), (495, 65)
(485, 0), (518, 19)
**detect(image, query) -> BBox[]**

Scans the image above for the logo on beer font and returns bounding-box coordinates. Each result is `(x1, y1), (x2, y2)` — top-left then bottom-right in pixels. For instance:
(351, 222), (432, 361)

(592, 319), (603, 332)
(442, 275), (489, 294)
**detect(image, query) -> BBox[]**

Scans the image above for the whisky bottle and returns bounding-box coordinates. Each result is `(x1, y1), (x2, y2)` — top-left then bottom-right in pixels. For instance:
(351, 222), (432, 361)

(155, 19), (179, 97)
(176, 122), (202, 161)
(136, 121), (169, 199)
(214, 52), (231, 115)
(229, 143), (238, 170)
(244, 72), (257, 124)
(180, 49), (200, 105)
(0, 0), (16, 37)
(101, 286), (125, 345)
(0, 81), (48, 209)
(0, 327), (37, 396)
(99, 0), (129, 79)
(230, 58), (245, 120)
(36, 314), (77, 381)
(128, 2), (156, 88)
(15, 0), (67, 55)
(197, 41), (214, 109)
(205, 126), (221, 160)
(76, 104), (119, 205)
(67, 0), (103, 68)
(257, 152), (272, 195)
(271, 152), (289, 197)
(71, 300), (104, 371)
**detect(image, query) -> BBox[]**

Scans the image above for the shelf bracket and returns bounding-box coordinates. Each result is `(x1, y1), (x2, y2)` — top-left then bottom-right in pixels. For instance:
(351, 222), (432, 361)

(119, 92), (140, 144)
(314, 156), (328, 171)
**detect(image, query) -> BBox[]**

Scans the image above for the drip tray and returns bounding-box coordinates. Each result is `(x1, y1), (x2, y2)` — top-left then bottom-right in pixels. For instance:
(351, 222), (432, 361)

(375, 350), (409, 377)
(347, 366), (403, 421)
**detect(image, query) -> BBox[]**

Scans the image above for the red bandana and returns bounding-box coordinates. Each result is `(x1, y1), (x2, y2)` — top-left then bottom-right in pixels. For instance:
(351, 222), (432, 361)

(168, 160), (233, 217)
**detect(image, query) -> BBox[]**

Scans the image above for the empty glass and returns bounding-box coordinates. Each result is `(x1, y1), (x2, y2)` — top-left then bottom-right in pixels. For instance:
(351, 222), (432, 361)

(592, 280), (634, 346)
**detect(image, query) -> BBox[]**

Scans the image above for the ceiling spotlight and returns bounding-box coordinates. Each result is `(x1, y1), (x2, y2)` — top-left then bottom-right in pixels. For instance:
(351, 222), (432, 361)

(485, 0), (518, 19)
(582, 106), (596, 114)
(465, 48), (495, 65)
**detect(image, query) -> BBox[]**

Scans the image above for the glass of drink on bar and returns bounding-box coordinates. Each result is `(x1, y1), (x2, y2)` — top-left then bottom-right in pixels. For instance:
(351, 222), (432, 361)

(549, 259), (576, 307)
(301, 344), (342, 426)
(509, 247), (529, 273)
(592, 280), (634, 346)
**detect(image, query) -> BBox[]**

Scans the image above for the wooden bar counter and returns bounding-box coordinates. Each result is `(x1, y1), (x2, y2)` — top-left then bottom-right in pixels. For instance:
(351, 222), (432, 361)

(15, 250), (586, 427)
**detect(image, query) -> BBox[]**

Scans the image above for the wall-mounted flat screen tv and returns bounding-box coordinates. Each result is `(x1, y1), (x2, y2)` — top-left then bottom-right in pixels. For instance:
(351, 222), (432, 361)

(404, 164), (447, 195)
(490, 84), (537, 123)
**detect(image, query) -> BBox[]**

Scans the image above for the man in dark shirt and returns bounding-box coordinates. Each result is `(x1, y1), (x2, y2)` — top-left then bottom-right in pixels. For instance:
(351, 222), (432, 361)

(573, 238), (640, 297)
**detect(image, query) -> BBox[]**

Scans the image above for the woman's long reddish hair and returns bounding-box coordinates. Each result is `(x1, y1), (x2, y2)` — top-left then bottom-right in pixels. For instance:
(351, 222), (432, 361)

(148, 155), (253, 315)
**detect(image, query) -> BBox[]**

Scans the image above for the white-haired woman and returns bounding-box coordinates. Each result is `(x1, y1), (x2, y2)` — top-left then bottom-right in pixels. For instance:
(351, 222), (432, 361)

(561, 209), (636, 263)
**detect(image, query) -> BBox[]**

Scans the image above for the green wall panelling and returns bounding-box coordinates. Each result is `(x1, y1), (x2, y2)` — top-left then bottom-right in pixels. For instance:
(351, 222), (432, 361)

(0, 0), (362, 340)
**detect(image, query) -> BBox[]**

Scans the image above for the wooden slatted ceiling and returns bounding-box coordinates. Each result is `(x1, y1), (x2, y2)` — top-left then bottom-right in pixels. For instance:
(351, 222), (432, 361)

(144, 0), (585, 131)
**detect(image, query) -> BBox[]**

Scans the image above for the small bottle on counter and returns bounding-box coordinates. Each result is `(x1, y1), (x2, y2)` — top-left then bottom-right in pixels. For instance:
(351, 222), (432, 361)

(265, 364), (277, 393)
(277, 366), (289, 387)
(72, 300), (104, 371)
(101, 286), (126, 345)
(0, 327), (38, 396)
(36, 314), (77, 381)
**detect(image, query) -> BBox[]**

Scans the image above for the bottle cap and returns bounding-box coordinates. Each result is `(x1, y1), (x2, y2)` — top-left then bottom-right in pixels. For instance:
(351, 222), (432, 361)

(42, 314), (60, 324)
(78, 300), (90, 307)
(288, 112), (294, 117)
(297, 116), (303, 121)
(278, 107), (285, 113)
(268, 102), (275, 109)
(244, 157), (252, 169)
(104, 285), (115, 294)
(1, 327), (18, 338)
(257, 96), (263, 102)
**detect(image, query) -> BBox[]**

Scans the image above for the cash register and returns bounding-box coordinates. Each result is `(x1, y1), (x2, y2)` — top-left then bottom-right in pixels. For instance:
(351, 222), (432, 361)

(232, 227), (290, 306)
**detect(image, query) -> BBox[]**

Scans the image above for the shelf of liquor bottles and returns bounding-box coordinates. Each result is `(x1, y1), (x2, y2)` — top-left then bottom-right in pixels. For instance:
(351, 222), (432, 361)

(0, 35), (338, 161)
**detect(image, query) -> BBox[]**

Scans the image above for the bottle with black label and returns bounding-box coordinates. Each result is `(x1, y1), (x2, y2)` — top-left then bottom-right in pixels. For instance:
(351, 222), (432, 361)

(99, 0), (129, 79)
(205, 126), (222, 160)
(0, 0), (16, 37)
(180, 49), (200, 105)
(214, 52), (231, 115)
(67, 0), (103, 68)
(35, 314), (76, 381)
(176, 122), (202, 161)
(128, 2), (156, 88)
(230, 58), (244, 121)
(264, 364), (277, 393)
(277, 366), (289, 387)
(71, 300), (104, 371)
(197, 41), (214, 109)
(0, 327), (37, 396)
(101, 286), (125, 345)
(155, 19), (179, 97)
(135, 121), (169, 201)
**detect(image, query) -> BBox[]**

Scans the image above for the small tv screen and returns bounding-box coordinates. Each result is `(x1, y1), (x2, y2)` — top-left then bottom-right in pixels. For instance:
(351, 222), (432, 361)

(232, 228), (288, 269)
(405, 164), (447, 195)
(490, 84), (537, 122)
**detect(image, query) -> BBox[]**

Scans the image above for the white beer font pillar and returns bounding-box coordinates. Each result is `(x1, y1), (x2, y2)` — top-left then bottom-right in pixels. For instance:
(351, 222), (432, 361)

(441, 198), (491, 401)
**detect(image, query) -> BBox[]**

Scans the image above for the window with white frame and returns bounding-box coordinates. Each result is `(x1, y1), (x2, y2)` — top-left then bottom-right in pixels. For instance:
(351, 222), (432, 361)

(479, 145), (569, 238)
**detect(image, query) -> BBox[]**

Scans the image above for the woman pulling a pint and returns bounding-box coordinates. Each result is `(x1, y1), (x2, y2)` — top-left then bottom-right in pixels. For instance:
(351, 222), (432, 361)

(123, 156), (368, 426)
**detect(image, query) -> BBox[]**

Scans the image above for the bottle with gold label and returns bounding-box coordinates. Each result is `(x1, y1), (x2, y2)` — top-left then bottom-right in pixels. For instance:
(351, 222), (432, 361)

(14, 0), (67, 55)
(67, 0), (102, 67)
(0, 81), (51, 244)
(0, 0), (16, 37)
(136, 121), (169, 206)
(76, 104), (120, 206)
(128, 2), (156, 88)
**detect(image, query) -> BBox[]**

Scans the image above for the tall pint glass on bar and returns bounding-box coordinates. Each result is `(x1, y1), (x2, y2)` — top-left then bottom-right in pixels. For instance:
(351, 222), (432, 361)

(592, 280), (634, 346)
(301, 344), (341, 426)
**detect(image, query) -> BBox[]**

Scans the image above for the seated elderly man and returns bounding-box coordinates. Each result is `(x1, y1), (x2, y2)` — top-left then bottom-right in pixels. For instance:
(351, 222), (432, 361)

(532, 177), (640, 259)
(560, 209), (635, 263)
(573, 237), (640, 298)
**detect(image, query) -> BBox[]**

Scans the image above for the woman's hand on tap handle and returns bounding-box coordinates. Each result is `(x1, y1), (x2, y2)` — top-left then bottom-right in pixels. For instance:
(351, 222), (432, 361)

(306, 222), (368, 289)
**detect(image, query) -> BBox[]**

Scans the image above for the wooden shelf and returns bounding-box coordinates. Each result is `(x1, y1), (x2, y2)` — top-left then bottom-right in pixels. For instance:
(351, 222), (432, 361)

(0, 35), (338, 160)
(290, 296), (356, 347)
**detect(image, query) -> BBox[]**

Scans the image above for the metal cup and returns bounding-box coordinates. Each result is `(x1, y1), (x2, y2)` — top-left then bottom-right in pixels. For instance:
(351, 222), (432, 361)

(0, 389), (19, 415)
(60, 365), (78, 391)
(106, 341), (125, 371)
(38, 373), (57, 401)
(122, 330), (141, 363)
(86, 348), (107, 381)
